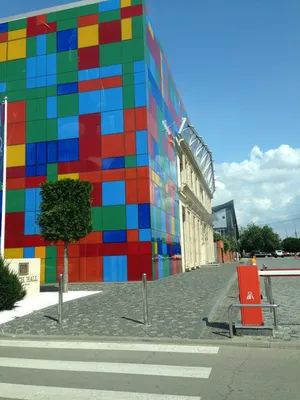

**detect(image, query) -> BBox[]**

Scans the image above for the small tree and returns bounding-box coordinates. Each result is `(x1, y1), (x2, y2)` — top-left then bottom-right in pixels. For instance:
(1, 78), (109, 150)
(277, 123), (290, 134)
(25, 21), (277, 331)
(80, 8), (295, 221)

(37, 179), (93, 293)
(0, 257), (26, 311)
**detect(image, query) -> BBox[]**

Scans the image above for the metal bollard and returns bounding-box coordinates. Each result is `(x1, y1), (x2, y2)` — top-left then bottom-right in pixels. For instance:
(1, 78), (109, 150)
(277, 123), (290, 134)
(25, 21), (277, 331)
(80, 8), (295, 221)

(58, 273), (63, 324)
(142, 273), (149, 326)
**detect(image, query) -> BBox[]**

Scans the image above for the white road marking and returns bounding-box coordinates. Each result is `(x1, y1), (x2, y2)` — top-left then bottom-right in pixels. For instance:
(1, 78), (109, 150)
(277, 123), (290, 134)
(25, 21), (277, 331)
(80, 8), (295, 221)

(0, 340), (219, 354)
(0, 383), (202, 400)
(0, 357), (212, 379)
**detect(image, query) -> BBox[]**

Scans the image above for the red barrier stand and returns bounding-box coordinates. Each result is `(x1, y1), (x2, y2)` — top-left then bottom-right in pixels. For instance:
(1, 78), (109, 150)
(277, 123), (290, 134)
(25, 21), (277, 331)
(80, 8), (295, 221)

(237, 265), (263, 326)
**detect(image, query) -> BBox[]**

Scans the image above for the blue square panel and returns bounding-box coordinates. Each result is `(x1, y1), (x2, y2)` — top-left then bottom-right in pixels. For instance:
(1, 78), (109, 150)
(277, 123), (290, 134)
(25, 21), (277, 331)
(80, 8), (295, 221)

(134, 72), (145, 85)
(57, 29), (77, 52)
(37, 164), (46, 176)
(37, 142), (47, 165)
(25, 212), (36, 235)
(100, 87), (123, 112)
(103, 255), (127, 282)
(103, 230), (126, 243)
(134, 61), (145, 73)
(101, 110), (124, 135)
(24, 247), (35, 258)
(47, 141), (58, 163)
(25, 188), (36, 212)
(58, 116), (79, 140)
(0, 23), (8, 34)
(37, 35), (46, 56)
(100, 65), (122, 78)
(47, 97), (57, 119)
(136, 130), (148, 154)
(78, 68), (100, 81)
(126, 204), (138, 229)
(26, 165), (36, 177)
(136, 154), (148, 167)
(139, 229), (151, 242)
(138, 204), (150, 229)
(0, 82), (6, 93)
(26, 57), (36, 78)
(79, 90), (101, 115)
(37, 76), (47, 87)
(37, 55), (46, 77)
(102, 180), (125, 206)
(102, 157), (125, 170)
(26, 143), (36, 166)
(134, 84), (146, 107)
(58, 139), (79, 162)
(47, 75), (57, 86)
(57, 82), (78, 96)
(99, 0), (120, 12)
(47, 53), (57, 76)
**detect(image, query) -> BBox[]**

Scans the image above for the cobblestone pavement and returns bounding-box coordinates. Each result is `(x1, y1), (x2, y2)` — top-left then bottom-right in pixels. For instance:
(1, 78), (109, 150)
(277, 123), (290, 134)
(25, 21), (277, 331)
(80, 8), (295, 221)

(0, 263), (237, 339)
(201, 257), (300, 342)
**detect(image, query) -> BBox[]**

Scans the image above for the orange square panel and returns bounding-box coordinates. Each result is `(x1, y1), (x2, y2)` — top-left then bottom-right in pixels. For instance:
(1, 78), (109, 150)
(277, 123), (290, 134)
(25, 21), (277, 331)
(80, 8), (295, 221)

(101, 134), (125, 158)
(7, 122), (26, 145)
(7, 101), (26, 123)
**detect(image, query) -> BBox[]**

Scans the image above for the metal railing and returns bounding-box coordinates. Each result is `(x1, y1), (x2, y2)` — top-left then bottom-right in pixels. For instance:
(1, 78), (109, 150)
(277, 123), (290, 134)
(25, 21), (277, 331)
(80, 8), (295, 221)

(228, 303), (280, 338)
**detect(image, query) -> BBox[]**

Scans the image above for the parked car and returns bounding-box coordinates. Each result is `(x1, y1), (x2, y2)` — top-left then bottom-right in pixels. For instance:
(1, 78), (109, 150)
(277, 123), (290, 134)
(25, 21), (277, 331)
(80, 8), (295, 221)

(273, 250), (284, 258)
(251, 250), (272, 258)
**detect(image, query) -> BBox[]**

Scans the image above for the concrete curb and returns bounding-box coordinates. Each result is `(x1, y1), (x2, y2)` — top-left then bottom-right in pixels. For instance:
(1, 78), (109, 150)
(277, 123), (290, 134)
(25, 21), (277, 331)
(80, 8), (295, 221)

(1, 331), (300, 349)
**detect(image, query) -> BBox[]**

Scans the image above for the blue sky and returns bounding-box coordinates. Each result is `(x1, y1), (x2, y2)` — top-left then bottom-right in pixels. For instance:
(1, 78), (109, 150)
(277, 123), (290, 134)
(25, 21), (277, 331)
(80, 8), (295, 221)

(1, 0), (300, 163)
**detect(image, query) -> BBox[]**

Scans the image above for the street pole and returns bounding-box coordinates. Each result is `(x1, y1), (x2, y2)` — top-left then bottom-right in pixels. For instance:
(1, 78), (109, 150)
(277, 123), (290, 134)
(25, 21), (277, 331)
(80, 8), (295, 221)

(0, 97), (7, 257)
(58, 273), (63, 324)
(142, 273), (149, 326)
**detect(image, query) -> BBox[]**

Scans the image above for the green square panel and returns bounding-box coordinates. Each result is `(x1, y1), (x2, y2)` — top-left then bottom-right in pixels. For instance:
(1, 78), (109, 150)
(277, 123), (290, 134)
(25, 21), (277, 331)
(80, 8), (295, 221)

(47, 86), (57, 97)
(6, 60), (26, 81)
(0, 63), (6, 82)
(57, 93), (78, 117)
(102, 205), (126, 231)
(47, 164), (58, 175)
(100, 42), (122, 66)
(8, 19), (27, 30)
(26, 37), (37, 57)
(45, 259), (57, 284)
(92, 207), (102, 231)
(163, 258), (170, 277)
(133, 38), (145, 61)
(76, 4), (98, 17)
(132, 0), (143, 4)
(6, 189), (25, 213)
(123, 74), (134, 86)
(47, 33), (57, 54)
(125, 155), (137, 168)
(47, 12), (58, 23)
(57, 18), (77, 31)
(26, 99), (37, 121)
(122, 62), (134, 75)
(99, 9), (121, 22)
(122, 40), (134, 63)
(47, 118), (58, 141)
(26, 120), (47, 143)
(47, 175), (57, 182)
(6, 91), (25, 102)
(46, 246), (57, 259)
(132, 16), (144, 38)
(57, 50), (78, 74)
(123, 86), (135, 109)
(36, 98), (47, 120)
(26, 87), (47, 99)
(7, 79), (26, 92)
(57, 71), (78, 85)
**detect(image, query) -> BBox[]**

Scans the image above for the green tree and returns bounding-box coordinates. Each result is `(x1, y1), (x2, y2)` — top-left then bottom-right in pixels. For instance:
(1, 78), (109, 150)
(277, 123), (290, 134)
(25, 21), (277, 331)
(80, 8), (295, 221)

(0, 257), (26, 311)
(282, 237), (300, 253)
(240, 223), (281, 253)
(37, 179), (93, 292)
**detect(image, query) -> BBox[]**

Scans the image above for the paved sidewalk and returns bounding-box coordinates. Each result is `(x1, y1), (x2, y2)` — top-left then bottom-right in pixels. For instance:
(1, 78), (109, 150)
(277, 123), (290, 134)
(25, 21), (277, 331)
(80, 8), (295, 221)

(0, 263), (237, 339)
(201, 258), (300, 342)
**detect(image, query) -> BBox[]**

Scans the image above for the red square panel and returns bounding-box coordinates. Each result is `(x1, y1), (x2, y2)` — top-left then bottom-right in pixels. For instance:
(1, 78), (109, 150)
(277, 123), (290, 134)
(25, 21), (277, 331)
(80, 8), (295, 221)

(127, 255), (141, 281)
(101, 134), (125, 158)
(7, 101), (26, 123)
(121, 5), (143, 18)
(7, 166), (25, 179)
(80, 243), (101, 257)
(0, 32), (8, 43)
(80, 256), (103, 282)
(91, 182), (102, 206)
(140, 254), (153, 280)
(124, 131), (136, 156)
(126, 180), (138, 203)
(57, 257), (79, 283)
(139, 242), (152, 254)
(127, 242), (139, 254)
(99, 20), (121, 44)
(79, 137), (101, 161)
(137, 179), (150, 203)
(78, 46), (99, 70)
(135, 107), (147, 130)
(7, 122), (26, 145)
(6, 213), (24, 237)
(79, 114), (101, 138)
(78, 14), (99, 28)
(124, 109), (135, 132)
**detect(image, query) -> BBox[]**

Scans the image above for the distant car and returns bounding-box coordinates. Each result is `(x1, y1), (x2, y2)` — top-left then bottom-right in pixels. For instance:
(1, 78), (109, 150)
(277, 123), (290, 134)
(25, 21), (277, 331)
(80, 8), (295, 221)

(251, 250), (272, 258)
(273, 250), (284, 258)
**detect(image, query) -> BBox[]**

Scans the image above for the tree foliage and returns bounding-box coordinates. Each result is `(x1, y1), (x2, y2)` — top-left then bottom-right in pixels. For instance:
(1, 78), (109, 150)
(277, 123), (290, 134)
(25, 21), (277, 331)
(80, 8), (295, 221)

(240, 223), (281, 252)
(0, 257), (26, 311)
(37, 179), (93, 292)
(282, 237), (300, 253)
(213, 232), (239, 252)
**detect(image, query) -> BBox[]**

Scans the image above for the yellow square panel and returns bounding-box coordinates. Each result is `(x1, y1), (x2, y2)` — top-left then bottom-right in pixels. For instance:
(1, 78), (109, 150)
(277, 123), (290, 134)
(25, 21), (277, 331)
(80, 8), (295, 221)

(58, 173), (79, 180)
(35, 246), (46, 259)
(0, 43), (7, 62)
(5, 248), (24, 259)
(8, 39), (26, 61)
(122, 18), (132, 41)
(40, 258), (45, 285)
(121, 0), (131, 7)
(78, 25), (99, 49)
(7, 144), (26, 168)
(8, 28), (27, 41)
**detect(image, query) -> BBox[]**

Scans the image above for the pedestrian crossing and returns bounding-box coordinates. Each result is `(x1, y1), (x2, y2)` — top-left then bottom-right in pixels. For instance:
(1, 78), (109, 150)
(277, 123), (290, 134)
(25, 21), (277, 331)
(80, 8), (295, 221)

(0, 339), (220, 399)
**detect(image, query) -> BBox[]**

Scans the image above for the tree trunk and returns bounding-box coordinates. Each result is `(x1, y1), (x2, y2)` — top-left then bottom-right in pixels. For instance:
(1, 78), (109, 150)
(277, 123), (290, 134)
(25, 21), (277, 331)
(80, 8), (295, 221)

(63, 240), (69, 293)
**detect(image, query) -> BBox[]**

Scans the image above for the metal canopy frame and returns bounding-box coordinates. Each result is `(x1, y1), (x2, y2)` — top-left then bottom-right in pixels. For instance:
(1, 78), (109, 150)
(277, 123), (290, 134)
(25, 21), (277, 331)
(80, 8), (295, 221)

(178, 118), (215, 194)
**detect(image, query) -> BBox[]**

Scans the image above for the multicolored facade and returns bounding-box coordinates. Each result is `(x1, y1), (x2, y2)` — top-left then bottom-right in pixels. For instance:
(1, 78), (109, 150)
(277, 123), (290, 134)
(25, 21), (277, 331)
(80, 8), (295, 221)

(0, 0), (190, 283)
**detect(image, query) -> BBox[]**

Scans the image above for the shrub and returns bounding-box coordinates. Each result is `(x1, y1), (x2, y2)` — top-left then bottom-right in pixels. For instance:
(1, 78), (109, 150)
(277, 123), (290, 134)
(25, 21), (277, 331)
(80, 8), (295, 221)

(0, 257), (26, 311)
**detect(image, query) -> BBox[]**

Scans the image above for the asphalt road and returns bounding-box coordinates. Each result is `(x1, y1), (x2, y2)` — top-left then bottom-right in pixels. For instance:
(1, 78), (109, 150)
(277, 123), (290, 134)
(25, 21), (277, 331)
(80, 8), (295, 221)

(0, 339), (299, 399)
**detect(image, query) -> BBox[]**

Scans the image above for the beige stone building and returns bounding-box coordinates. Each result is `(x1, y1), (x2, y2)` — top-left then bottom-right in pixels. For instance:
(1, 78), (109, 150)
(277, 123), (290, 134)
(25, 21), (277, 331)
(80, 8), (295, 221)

(175, 118), (215, 271)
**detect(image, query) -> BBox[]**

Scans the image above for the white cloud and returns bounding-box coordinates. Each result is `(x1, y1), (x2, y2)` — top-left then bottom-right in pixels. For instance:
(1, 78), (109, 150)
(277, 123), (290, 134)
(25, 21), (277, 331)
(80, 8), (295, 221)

(213, 145), (300, 238)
